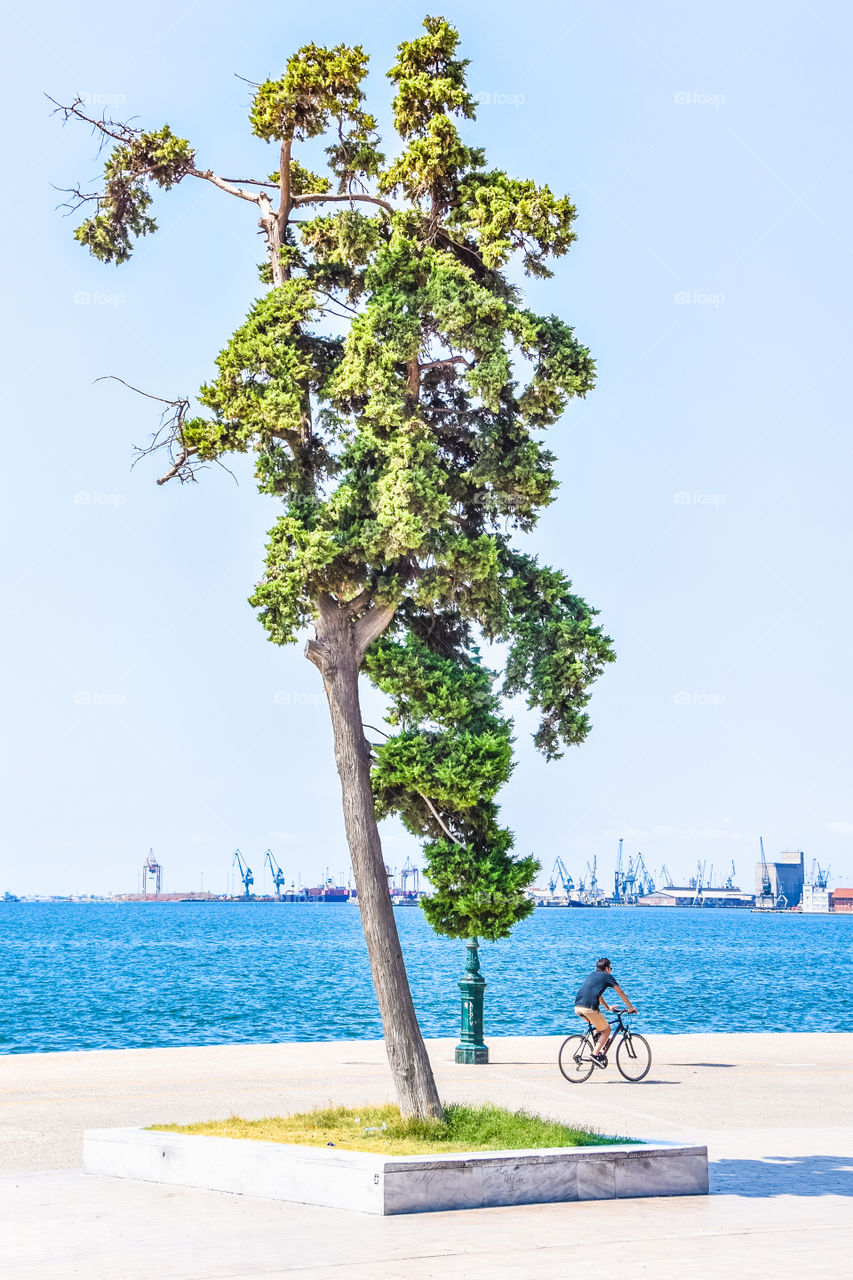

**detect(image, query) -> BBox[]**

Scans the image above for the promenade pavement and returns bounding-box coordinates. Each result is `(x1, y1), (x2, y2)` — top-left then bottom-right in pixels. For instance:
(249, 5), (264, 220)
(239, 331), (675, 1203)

(1, 1033), (851, 1278)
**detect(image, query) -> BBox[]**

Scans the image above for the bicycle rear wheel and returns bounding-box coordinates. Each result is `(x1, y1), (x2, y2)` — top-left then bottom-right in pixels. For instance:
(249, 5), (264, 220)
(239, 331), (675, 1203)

(559, 1034), (595, 1083)
(615, 1032), (652, 1082)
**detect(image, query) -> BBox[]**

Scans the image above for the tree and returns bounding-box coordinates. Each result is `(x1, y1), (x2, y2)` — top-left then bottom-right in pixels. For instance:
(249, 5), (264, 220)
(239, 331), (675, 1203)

(56, 14), (615, 1120)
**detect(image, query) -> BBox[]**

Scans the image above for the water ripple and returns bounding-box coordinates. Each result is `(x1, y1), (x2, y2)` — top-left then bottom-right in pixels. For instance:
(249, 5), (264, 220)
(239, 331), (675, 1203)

(0, 902), (850, 1053)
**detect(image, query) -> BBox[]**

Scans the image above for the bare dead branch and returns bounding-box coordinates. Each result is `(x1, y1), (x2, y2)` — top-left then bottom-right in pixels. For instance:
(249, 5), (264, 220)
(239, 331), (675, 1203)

(418, 791), (457, 842)
(313, 288), (360, 317)
(53, 183), (103, 215)
(50, 96), (264, 208)
(363, 723), (391, 739)
(95, 375), (186, 406)
(95, 376), (231, 487)
(420, 356), (472, 372)
(292, 192), (394, 214)
(47, 95), (142, 147)
(188, 169), (263, 204)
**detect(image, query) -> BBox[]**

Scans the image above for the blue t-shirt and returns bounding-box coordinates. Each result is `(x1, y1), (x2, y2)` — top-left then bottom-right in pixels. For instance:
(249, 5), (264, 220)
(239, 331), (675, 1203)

(575, 970), (617, 1010)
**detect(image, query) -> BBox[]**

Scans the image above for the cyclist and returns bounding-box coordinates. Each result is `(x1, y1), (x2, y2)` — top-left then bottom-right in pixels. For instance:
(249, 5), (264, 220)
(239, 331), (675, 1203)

(575, 957), (637, 1061)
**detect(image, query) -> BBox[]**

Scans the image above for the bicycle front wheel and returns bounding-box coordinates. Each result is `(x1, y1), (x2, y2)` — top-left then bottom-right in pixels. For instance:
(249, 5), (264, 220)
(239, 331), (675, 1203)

(558, 1034), (595, 1083)
(616, 1032), (652, 1082)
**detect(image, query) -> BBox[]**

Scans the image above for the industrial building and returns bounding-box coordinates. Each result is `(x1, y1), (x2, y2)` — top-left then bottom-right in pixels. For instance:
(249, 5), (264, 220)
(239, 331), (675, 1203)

(831, 888), (853, 913)
(755, 849), (804, 909)
(800, 883), (832, 913)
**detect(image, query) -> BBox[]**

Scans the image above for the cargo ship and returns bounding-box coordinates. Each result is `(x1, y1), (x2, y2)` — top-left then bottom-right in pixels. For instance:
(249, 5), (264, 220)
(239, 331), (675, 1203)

(304, 878), (351, 903)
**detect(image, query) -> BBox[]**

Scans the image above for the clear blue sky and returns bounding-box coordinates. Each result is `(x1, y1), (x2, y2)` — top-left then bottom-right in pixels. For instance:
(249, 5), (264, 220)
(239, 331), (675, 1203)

(3, 0), (852, 896)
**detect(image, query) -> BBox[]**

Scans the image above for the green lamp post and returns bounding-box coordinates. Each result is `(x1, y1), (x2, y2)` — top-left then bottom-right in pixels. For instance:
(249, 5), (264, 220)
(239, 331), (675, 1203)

(455, 937), (488, 1063)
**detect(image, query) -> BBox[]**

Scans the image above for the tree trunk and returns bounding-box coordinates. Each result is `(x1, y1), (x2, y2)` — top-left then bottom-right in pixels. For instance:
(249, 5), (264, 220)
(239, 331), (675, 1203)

(306, 599), (443, 1120)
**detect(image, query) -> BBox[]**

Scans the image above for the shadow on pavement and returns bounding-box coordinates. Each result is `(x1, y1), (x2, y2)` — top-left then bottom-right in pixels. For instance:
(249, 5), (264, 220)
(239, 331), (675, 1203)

(712, 1155), (853, 1197)
(602, 1079), (679, 1086)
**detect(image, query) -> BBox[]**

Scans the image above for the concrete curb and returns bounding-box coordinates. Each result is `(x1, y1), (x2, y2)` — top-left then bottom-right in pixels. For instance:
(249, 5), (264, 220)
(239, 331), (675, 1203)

(82, 1128), (709, 1215)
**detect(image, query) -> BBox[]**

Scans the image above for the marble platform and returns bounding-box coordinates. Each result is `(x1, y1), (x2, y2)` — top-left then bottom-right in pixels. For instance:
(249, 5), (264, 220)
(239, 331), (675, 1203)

(82, 1127), (708, 1214)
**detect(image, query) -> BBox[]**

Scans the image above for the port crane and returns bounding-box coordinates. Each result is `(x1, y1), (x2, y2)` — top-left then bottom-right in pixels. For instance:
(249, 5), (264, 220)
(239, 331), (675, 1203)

(549, 857), (574, 896)
(756, 836), (786, 908)
(613, 839), (624, 902)
(232, 849), (254, 898)
(758, 837), (772, 899)
(689, 860), (706, 904)
(400, 857), (420, 894)
(725, 861), (737, 889)
(583, 856), (599, 903)
(809, 859), (830, 889)
(142, 849), (161, 895)
(634, 853), (654, 897)
(264, 850), (285, 898)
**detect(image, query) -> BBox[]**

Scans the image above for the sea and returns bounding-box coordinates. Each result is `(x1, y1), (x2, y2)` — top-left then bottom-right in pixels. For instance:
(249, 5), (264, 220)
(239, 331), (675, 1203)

(1, 902), (850, 1055)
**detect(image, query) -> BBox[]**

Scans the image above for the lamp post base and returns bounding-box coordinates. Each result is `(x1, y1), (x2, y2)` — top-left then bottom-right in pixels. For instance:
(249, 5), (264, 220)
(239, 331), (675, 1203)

(455, 1042), (489, 1064)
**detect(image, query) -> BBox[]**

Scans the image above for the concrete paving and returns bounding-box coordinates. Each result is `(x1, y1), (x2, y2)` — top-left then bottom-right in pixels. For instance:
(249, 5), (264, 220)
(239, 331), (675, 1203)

(2, 1034), (852, 1277)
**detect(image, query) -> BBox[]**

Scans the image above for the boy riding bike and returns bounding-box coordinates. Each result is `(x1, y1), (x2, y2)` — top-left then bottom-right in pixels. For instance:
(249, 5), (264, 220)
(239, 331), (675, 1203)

(574, 957), (637, 1061)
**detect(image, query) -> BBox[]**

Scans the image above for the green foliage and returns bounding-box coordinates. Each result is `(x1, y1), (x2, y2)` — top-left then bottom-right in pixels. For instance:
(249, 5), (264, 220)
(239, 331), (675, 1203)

(250, 43), (383, 191)
(250, 43), (371, 142)
(451, 173), (578, 277)
(284, 160), (332, 196)
(365, 634), (533, 940)
(65, 14), (616, 948)
(73, 126), (194, 264)
(494, 552), (616, 760)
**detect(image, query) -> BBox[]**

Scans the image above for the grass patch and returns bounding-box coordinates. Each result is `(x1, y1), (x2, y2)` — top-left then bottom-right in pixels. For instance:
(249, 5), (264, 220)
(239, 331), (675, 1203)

(152, 1103), (634, 1155)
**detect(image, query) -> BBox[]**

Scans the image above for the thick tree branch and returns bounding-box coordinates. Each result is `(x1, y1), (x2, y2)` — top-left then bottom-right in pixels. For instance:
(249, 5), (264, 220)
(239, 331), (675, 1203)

(155, 445), (200, 486)
(188, 170), (263, 204)
(221, 177), (279, 188)
(344, 588), (374, 617)
(355, 603), (396, 660)
(277, 135), (293, 238)
(292, 192), (394, 214)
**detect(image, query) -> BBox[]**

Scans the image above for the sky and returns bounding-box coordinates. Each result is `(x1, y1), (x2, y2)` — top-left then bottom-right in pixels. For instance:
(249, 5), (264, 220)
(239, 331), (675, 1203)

(2, 0), (852, 897)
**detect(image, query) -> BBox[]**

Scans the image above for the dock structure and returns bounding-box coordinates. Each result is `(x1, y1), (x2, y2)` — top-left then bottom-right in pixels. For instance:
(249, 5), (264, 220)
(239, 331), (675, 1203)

(637, 887), (754, 909)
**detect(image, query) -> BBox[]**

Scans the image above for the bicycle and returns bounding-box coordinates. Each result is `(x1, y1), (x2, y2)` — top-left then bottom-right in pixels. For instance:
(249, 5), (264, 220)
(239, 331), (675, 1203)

(558, 1009), (651, 1083)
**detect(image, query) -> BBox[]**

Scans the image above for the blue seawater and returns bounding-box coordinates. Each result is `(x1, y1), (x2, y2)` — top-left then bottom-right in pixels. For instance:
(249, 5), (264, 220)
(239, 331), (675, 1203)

(1, 902), (850, 1054)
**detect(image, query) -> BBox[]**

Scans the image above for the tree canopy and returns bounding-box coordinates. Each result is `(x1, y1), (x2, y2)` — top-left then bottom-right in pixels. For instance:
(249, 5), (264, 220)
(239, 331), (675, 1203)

(60, 13), (615, 946)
